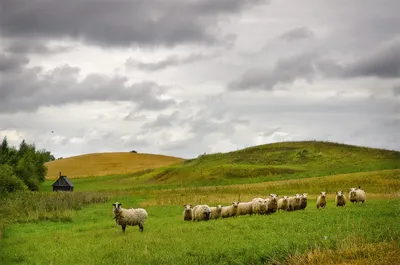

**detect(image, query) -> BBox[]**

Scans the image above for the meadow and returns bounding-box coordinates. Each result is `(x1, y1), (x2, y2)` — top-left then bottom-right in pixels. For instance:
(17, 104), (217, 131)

(1, 141), (400, 264)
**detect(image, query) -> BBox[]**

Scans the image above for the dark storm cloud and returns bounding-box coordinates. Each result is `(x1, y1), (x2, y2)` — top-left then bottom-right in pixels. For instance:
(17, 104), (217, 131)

(278, 26), (315, 41)
(4, 39), (73, 55)
(343, 38), (400, 78)
(0, 0), (268, 48)
(0, 55), (176, 113)
(228, 52), (316, 91)
(126, 53), (214, 72)
(0, 53), (29, 72)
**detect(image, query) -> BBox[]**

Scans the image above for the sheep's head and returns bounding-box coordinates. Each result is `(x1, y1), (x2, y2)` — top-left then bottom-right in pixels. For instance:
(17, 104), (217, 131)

(320, 192), (327, 198)
(232, 202), (239, 208)
(282, 196), (289, 202)
(349, 188), (357, 199)
(202, 206), (211, 220)
(302, 193), (308, 199)
(336, 191), (344, 198)
(183, 204), (192, 213)
(112, 202), (122, 215)
(216, 205), (223, 211)
(259, 199), (268, 212)
(294, 194), (301, 202)
(269, 194), (278, 202)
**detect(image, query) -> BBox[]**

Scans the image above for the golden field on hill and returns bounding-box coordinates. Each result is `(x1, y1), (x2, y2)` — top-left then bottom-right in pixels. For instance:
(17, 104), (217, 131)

(45, 152), (184, 179)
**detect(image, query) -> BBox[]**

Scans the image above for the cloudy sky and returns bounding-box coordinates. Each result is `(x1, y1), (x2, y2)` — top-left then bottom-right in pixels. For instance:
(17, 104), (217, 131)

(1, 0), (399, 159)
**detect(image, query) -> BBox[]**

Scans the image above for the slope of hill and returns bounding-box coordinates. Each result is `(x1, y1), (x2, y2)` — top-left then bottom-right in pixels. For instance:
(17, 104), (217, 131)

(119, 141), (400, 186)
(45, 152), (184, 179)
(47, 141), (400, 190)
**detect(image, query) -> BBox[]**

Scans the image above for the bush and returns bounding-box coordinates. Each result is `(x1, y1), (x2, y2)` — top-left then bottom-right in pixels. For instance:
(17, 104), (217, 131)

(0, 165), (27, 195)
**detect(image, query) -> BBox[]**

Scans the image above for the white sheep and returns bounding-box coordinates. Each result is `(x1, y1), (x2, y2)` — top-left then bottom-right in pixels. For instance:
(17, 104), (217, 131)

(112, 202), (148, 233)
(210, 205), (223, 219)
(183, 204), (193, 221)
(192, 204), (212, 221)
(316, 192), (327, 209)
(237, 201), (253, 216)
(277, 196), (289, 211)
(299, 193), (308, 210)
(335, 191), (346, 207)
(287, 194), (301, 211)
(221, 202), (239, 218)
(349, 186), (366, 204)
(266, 194), (278, 214)
(251, 198), (266, 215)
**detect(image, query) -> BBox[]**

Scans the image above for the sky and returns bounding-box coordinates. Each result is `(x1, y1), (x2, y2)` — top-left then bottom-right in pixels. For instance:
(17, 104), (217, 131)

(0, 0), (399, 159)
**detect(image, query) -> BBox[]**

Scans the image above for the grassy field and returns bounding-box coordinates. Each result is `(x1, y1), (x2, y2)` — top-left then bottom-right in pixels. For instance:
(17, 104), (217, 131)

(1, 141), (400, 264)
(45, 152), (184, 179)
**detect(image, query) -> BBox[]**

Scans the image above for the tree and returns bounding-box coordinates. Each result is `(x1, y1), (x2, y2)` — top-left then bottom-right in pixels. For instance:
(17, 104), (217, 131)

(0, 137), (55, 193)
(0, 164), (27, 195)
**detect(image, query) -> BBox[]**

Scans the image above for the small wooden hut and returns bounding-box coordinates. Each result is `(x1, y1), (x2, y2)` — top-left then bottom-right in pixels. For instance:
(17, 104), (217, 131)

(52, 172), (74, 192)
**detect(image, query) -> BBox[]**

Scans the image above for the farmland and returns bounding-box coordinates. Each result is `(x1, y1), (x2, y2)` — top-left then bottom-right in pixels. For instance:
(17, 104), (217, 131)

(1, 141), (400, 264)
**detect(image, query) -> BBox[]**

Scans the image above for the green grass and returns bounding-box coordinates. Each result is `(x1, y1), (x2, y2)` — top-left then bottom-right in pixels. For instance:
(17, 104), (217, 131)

(1, 199), (399, 265)
(1, 140), (400, 264)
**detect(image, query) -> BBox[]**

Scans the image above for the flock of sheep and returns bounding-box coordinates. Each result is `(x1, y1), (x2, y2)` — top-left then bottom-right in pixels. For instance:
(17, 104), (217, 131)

(110, 187), (366, 232)
(184, 186), (367, 222)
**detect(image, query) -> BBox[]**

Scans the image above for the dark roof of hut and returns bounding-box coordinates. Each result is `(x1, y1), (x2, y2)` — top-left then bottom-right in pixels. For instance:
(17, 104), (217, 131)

(52, 175), (74, 187)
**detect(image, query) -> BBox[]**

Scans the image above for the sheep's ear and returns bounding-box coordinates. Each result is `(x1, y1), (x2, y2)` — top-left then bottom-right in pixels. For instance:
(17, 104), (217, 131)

(358, 186), (361, 189)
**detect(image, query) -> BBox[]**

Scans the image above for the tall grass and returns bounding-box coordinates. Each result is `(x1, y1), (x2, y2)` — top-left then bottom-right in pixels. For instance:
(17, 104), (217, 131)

(0, 191), (110, 226)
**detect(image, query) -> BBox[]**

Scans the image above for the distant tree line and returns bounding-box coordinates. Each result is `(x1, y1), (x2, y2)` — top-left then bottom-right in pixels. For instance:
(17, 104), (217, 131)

(0, 137), (55, 195)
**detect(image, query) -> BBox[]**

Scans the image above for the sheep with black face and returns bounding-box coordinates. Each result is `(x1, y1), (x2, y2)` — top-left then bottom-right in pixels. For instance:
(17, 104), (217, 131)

(192, 204), (212, 221)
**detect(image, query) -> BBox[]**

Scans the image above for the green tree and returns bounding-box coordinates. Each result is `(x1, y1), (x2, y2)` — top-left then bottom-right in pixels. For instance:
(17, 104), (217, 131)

(0, 164), (27, 195)
(0, 137), (55, 192)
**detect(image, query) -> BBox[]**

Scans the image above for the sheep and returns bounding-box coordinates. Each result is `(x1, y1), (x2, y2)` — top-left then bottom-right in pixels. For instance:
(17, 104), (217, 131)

(112, 202), (148, 233)
(299, 193), (308, 210)
(183, 204), (193, 221)
(349, 186), (366, 204)
(237, 201), (253, 216)
(335, 191), (346, 207)
(266, 194), (278, 214)
(316, 192), (327, 209)
(251, 198), (267, 215)
(221, 202), (239, 218)
(287, 194), (301, 211)
(192, 204), (212, 221)
(277, 196), (289, 211)
(210, 205), (223, 219)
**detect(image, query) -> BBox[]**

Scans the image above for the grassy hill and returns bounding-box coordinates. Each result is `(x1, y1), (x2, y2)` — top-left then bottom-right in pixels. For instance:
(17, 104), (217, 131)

(45, 152), (184, 179)
(41, 141), (400, 191)
(2, 141), (400, 264)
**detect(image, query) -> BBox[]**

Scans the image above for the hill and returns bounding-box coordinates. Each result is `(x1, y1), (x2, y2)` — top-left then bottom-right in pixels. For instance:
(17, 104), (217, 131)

(45, 152), (184, 179)
(48, 141), (400, 190)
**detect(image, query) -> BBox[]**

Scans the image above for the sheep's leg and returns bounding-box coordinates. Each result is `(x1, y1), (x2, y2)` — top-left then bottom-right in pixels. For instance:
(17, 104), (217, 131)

(122, 224), (126, 233)
(139, 223), (144, 232)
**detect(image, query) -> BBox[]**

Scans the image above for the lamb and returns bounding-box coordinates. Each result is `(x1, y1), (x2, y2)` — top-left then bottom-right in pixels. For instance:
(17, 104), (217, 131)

(277, 196), (289, 211)
(210, 205), (223, 219)
(237, 201), (253, 216)
(183, 204), (193, 221)
(251, 198), (266, 215)
(349, 186), (366, 204)
(335, 191), (346, 207)
(316, 192), (327, 209)
(287, 194), (301, 211)
(299, 193), (308, 210)
(192, 204), (212, 221)
(112, 202), (148, 233)
(266, 194), (278, 214)
(221, 202), (239, 218)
